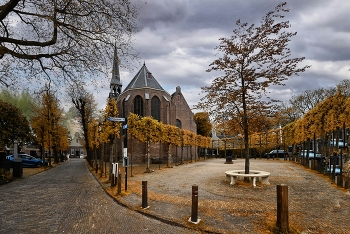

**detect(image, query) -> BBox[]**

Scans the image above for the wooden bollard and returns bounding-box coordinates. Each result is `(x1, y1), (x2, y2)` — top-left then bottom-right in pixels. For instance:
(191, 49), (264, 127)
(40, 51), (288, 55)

(142, 181), (148, 209)
(189, 185), (200, 224)
(276, 184), (289, 232)
(111, 174), (115, 188)
(117, 171), (122, 194)
(114, 173), (118, 187)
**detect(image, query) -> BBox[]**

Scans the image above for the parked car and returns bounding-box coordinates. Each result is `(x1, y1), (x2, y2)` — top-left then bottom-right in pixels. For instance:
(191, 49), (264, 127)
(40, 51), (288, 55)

(6, 154), (48, 167)
(298, 150), (322, 159)
(326, 165), (341, 175)
(329, 139), (347, 148)
(264, 150), (287, 158)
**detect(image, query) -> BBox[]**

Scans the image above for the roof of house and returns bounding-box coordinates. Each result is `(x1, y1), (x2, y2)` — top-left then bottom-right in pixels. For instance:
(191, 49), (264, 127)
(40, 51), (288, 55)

(123, 63), (165, 93)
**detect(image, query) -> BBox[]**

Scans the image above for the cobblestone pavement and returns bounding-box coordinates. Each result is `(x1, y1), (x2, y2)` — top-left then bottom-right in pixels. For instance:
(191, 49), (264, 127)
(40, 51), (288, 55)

(0, 159), (198, 234)
(113, 158), (350, 234)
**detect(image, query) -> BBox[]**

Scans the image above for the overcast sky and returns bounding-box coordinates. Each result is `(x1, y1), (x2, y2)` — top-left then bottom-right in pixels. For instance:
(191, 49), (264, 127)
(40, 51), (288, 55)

(95, 0), (350, 111)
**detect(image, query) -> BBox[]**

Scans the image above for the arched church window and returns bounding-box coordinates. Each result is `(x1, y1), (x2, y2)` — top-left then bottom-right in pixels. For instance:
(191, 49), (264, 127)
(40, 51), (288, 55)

(176, 119), (182, 129)
(134, 95), (143, 116)
(151, 96), (161, 121)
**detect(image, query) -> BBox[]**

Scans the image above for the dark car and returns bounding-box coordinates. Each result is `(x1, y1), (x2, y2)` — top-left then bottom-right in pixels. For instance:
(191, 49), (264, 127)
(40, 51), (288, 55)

(298, 150), (322, 159)
(264, 150), (287, 158)
(6, 154), (48, 168)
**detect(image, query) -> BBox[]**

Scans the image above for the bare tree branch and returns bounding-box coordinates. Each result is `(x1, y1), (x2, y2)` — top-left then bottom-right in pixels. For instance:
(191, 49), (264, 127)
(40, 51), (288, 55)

(0, 0), (138, 86)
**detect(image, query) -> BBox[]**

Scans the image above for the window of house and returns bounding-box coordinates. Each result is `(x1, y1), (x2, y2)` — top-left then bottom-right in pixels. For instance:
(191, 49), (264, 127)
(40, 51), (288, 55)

(176, 119), (182, 128)
(151, 96), (161, 121)
(134, 95), (144, 116)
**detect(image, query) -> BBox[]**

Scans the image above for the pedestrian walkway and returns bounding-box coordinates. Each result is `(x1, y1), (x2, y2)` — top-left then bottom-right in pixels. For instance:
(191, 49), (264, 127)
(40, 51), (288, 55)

(107, 158), (350, 233)
(0, 159), (198, 233)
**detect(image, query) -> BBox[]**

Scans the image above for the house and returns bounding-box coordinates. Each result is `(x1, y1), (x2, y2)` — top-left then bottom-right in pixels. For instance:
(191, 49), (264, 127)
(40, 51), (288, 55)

(68, 132), (85, 158)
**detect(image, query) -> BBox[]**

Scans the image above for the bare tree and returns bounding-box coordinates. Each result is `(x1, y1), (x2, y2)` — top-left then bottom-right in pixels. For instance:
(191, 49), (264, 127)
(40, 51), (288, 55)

(196, 2), (310, 174)
(68, 84), (97, 163)
(0, 0), (138, 87)
(289, 88), (335, 117)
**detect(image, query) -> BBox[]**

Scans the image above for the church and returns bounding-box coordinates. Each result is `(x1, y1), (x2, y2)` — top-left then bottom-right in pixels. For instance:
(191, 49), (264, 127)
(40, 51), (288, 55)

(109, 48), (197, 164)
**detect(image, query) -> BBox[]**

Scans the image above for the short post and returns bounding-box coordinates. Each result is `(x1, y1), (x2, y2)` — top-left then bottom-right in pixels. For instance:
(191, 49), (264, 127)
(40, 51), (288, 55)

(111, 162), (117, 188)
(332, 157), (336, 182)
(189, 185), (200, 224)
(142, 181), (148, 209)
(115, 171), (118, 188)
(344, 179), (349, 189)
(117, 171), (122, 194)
(125, 161), (128, 192)
(276, 184), (289, 232)
(123, 156), (128, 191)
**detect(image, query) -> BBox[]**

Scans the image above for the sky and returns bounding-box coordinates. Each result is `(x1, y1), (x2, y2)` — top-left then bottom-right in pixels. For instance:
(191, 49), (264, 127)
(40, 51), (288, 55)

(94, 0), (350, 111)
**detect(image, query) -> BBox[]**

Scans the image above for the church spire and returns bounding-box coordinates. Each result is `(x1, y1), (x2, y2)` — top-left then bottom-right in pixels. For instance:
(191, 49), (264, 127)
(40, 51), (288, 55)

(109, 45), (122, 98)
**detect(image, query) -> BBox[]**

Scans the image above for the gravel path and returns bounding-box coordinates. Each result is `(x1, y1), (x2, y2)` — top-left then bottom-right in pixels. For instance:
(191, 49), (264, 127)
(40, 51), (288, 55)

(118, 158), (350, 233)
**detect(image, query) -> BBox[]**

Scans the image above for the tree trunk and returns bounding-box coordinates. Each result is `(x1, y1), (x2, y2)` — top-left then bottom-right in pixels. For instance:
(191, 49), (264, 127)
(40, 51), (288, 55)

(242, 75), (250, 177)
(100, 142), (104, 177)
(145, 140), (151, 172)
(166, 143), (172, 167)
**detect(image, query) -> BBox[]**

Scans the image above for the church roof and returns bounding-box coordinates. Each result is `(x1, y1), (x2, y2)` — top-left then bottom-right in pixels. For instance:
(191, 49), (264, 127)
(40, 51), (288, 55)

(110, 46), (121, 86)
(123, 63), (165, 92)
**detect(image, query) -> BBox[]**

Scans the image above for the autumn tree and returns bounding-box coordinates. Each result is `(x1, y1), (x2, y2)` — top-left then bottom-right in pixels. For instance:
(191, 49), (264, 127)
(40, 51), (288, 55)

(196, 2), (309, 174)
(100, 98), (121, 178)
(31, 86), (68, 165)
(0, 99), (32, 150)
(88, 118), (100, 169)
(68, 85), (97, 163)
(162, 124), (180, 167)
(0, 0), (138, 87)
(194, 112), (212, 137)
(128, 114), (163, 172)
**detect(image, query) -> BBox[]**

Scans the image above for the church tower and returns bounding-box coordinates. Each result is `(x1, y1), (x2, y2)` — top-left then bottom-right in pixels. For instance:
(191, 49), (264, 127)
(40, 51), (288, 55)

(109, 46), (122, 98)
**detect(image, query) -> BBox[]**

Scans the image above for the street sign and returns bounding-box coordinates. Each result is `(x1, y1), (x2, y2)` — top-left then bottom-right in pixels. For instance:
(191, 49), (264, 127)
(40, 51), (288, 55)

(123, 157), (129, 167)
(108, 116), (125, 122)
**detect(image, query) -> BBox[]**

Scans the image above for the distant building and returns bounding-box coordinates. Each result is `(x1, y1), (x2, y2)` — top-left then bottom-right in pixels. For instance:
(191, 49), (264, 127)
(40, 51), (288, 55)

(109, 47), (197, 163)
(69, 132), (85, 158)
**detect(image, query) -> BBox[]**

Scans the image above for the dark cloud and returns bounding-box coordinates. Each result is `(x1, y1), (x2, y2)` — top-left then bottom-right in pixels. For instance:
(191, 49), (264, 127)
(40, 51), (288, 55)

(108, 0), (350, 110)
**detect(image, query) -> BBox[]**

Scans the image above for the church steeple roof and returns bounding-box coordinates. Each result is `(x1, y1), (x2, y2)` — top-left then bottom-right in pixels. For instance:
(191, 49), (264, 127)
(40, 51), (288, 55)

(123, 63), (165, 92)
(109, 46), (122, 98)
(111, 46), (121, 86)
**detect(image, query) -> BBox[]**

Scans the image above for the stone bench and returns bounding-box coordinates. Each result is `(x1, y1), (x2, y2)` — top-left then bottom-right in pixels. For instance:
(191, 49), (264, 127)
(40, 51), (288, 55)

(225, 170), (270, 187)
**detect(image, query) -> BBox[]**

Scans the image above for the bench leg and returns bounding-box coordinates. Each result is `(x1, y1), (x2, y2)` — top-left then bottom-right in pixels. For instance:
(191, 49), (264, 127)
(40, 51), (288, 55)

(252, 177), (256, 187)
(261, 176), (270, 185)
(230, 176), (237, 186)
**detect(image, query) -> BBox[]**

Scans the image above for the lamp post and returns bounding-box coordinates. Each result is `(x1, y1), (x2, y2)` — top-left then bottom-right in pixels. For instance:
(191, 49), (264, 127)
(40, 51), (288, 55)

(217, 139), (219, 158)
(68, 137), (72, 159)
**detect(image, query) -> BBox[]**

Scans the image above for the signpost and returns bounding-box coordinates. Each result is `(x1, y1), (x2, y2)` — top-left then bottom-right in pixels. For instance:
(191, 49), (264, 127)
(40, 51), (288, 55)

(107, 117), (125, 122)
(108, 116), (128, 191)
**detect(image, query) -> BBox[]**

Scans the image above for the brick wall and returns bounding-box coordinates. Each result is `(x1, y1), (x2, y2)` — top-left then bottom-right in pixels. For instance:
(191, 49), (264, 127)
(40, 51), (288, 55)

(114, 86), (197, 163)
